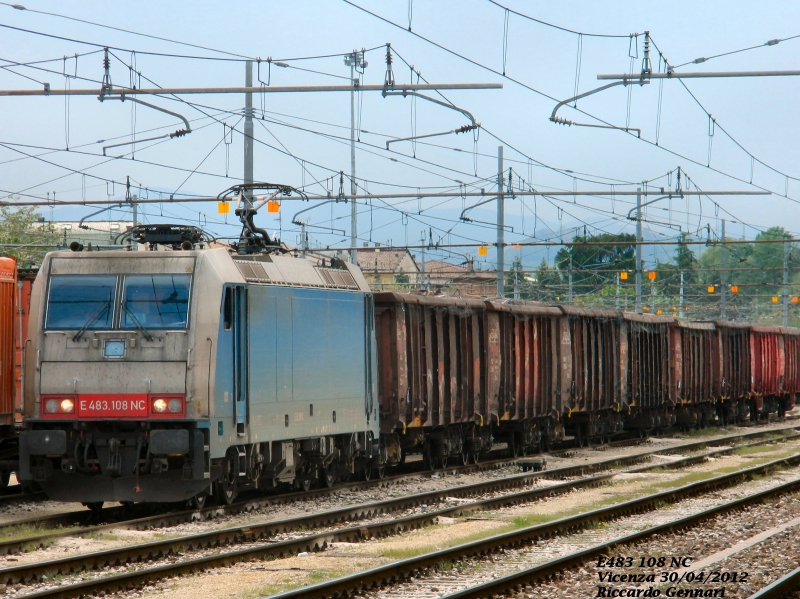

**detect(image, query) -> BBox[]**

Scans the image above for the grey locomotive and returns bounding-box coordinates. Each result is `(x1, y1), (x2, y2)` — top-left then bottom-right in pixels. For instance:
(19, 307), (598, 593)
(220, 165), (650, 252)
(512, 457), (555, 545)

(20, 215), (381, 509)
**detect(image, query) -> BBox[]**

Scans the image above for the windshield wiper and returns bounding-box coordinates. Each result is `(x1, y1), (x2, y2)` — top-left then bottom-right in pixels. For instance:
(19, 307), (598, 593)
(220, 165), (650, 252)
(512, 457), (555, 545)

(122, 301), (154, 342)
(73, 302), (110, 342)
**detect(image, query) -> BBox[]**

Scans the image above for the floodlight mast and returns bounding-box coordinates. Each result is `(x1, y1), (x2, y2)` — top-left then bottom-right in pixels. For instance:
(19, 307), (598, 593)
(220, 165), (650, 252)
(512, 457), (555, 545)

(344, 50), (368, 265)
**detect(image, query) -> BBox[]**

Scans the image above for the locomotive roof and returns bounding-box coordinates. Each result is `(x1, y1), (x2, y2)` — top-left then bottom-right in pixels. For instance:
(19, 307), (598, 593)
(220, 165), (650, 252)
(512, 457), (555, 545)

(233, 253), (370, 292)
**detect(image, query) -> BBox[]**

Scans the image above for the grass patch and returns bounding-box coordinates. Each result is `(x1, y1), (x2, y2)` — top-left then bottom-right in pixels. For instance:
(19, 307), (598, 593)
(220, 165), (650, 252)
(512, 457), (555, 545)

(436, 559), (454, 571)
(0, 522), (76, 547)
(239, 567), (349, 599)
(150, 531), (187, 540)
(242, 581), (306, 599)
(512, 513), (559, 529)
(735, 443), (777, 456)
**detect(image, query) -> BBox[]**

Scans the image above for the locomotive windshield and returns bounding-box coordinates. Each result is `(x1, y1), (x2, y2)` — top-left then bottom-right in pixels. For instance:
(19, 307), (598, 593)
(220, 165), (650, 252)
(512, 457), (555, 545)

(121, 274), (191, 329)
(45, 275), (116, 330)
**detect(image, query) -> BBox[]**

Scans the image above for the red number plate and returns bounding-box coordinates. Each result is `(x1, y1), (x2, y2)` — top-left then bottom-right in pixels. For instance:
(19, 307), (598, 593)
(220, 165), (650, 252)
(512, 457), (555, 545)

(77, 394), (148, 418)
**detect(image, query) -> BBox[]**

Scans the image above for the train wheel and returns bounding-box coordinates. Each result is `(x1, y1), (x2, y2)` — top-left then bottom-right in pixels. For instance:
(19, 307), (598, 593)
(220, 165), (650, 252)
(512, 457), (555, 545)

(362, 463), (373, 481)
(82, 502), (103, 513)
(469, 451), (480, 465)
(576, 427), (586, 448)
(371, 463), (386, 479)
(458, 444), (468, 466)
(215, 452), (238, 506)
(321, 466), (336, 489)
(192, 494), (207, 510)
(437, 456), (448, 469)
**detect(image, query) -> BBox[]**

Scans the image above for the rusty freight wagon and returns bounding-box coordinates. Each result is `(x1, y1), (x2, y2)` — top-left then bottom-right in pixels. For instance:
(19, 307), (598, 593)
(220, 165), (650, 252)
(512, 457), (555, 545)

(484, 300), (566, 454)
(374, 293), (492, 468)
(670, 320), (719, 429)
(749, 325), (784, 419)
(713, 321), (750, 423)
(622, 312), (675, 432)
(560, 307), (625, 446)
(374, 293), (572, 466)
(781, 327), (800, 414)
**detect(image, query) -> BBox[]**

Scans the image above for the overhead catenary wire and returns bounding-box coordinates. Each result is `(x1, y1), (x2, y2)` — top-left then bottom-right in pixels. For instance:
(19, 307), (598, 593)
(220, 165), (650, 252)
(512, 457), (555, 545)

(671, 33), (800, 69)
(0, 12), (387, 64)
(486, 0), (634, 38)
(1, 8), (792, 262)
(343, 1), (800, 208)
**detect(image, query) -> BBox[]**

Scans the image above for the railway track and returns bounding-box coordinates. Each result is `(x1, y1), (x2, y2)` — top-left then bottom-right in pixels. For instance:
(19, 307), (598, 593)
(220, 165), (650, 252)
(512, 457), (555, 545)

(3, 429), (799, 598)
(748, 566), (800, 599)
(0, 418), (790, 533)
(0, 423), (795, 556)
(264, 453), (800, 599)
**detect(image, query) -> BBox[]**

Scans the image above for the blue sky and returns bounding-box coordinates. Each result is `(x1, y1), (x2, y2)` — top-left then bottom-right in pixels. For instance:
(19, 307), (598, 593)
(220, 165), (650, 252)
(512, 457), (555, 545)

(1, 0), (799, 269)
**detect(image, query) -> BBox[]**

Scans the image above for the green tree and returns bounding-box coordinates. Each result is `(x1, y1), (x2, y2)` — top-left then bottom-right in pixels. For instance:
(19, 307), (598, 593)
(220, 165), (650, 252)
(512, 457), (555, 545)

(530, 258), (563, 303)
(505, 255), (531, 299)
(656, 234), (698, 299)
(0, 206), (54, 267)
(554, 233), (636, 299)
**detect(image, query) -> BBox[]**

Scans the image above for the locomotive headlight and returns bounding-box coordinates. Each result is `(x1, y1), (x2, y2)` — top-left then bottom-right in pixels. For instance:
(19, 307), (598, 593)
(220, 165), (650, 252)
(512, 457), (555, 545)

(45, 399), (59, 414)
(168, 398), (183, 413)
(60, 399), (75, 413)
(152, 398), (168, 413)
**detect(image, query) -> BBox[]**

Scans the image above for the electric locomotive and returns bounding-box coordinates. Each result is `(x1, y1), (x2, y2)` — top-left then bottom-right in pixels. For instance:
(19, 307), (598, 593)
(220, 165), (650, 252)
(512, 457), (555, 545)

(19, 209), (381, 508)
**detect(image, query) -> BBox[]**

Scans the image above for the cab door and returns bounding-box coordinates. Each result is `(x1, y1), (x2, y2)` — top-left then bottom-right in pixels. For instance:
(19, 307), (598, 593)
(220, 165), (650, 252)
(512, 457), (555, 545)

(233, 286), (249, 435)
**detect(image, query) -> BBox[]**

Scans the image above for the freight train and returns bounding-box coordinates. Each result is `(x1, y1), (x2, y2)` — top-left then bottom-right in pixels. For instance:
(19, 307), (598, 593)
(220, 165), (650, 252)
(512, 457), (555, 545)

(8, 217), (799, 509)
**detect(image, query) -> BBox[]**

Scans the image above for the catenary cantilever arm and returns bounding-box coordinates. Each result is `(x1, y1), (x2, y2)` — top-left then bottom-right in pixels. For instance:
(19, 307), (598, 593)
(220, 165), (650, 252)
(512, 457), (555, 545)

(550, 80), (646, 137)
(99, 95), (191, 155)
(292, 198), (347, 235)
(626, 195), (674, 220)
(383, 90), (479, 149)
(459, 195), (514, 232)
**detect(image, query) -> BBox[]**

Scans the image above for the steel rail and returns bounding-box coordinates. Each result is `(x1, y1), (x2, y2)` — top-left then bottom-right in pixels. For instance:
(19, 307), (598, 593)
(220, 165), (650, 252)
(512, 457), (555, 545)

(438, 483), (800, 598)
(3, 432), (798, 593)
(0, 490), (41, 506)
(0, 424), (792, 554)
(747, 566), (800, 599)
(0, 437), (662, 539)
(0, 453), (520, 541)
(266, 453), (800, 599)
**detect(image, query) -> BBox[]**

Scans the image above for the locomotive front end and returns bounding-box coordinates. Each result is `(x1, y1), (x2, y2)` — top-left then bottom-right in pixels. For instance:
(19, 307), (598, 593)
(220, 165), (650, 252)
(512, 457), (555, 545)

(19, 249), (210, 504)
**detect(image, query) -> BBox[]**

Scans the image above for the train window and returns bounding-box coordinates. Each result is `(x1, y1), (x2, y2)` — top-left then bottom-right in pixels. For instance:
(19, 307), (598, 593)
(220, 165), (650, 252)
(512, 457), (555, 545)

(121, 274), (191, 330)
(45, 275), (116, 330)
(223, 287), (233, 331)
